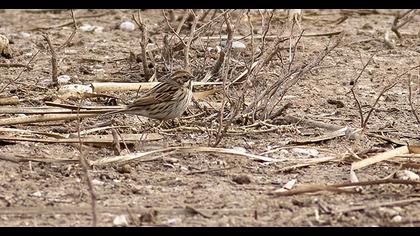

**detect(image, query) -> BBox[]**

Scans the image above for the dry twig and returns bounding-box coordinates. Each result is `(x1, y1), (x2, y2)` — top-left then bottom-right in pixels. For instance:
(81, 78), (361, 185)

(132, 10), (152, 80)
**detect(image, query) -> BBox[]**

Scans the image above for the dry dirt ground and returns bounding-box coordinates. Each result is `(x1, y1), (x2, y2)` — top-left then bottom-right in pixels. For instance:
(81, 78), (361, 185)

(0, 9), (419, 227)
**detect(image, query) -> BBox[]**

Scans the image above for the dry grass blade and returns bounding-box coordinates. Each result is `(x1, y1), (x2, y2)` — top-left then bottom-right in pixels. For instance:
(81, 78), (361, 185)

(290, 127), (351, 144)
(0, 113), (98, 126)
(352, 146), (410, 170)
(0, 96), (19, 105)
(272, 179), (420, 197)
(0, 133), (162, 145)
(92, 146), (282, 166)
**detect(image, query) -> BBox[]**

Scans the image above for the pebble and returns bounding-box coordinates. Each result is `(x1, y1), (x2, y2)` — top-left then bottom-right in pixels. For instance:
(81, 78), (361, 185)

(120, 21), (136, 31)
(80, 23), (94, 32)
(19, 32), (31, 38)
(0, 34), (12, 58)
(219, 40), (246, 51)
(57, 75), (71, 85)
(232, 41), (246, 50)
(232, 146), (247, 153)
(80, 24), (104, 34)
(232, 175), (251, 184)
(394, 170), (419, 181)
(91, 179), (104, 185)
(113, 215), (129, 226)
(117, 164), (132, 174)
(31, 191), (42, 197)
(291, 148), (319, 157)
(391, 215), (402, 223)
(59, 84), (93, 94)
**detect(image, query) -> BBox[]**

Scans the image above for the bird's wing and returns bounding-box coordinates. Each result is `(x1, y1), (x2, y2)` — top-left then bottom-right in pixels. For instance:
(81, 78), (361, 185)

(127, 91), (174, 108)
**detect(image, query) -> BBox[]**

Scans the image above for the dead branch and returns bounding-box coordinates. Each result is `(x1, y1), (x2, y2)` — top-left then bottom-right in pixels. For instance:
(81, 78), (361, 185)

(58, 9), (78, 50)
(363, 65), (420, 128)
(0, 63), (32, 69)
(184, 9), (198, 72)
(243, 33), (344, 120)
(132, 10), (152, 80)
(350, 53), (375, 128)
(42, 34), (58, 86)
(176, 10), (190, 35)
(274, 115), (343, 131)
(213, 12), (239, 147)
(0, 49), (40, 93)
(258, 10), (276, 58)
(408, 74), (420, 124)
(391, 9), (417, 38)
(273, 179), (420, 197)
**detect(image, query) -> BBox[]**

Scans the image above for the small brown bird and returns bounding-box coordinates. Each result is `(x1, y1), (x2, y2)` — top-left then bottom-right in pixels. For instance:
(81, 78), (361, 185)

(104, 70), (194, 120)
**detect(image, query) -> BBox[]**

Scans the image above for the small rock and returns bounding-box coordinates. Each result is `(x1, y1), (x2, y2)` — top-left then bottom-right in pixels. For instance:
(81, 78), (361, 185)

(80, 24), (103, 33)
(59, 84), (93, 95)
(93, 26), (104, 34)
(113, 215), (129, 227)
(327, 99), (345, 108)
(0, 34), (12, 58)
(232, 146), (247, 153)
(232, 41), (246, 50)
(117, 164), (132, 174)
(57, 75), (71, 85)
(120, 21), (136, 31)
(391, 215), (402, 223)
(167, 218), (178, 225)
(19, 32), (31, 38)
(362, 23), (373, 30)
(283, 179), (297, 190)
(140, 210), (157, 223)
(291, 148), (319, 157)
(80, 23), (94, 32)
(232, 175), (251, 184)
(31, 191), (42, 197)
(64, 49), (78, 55)
(92, 179), (104, 185)
(394, 170), (419, 181)
(378, 207), (399, 218)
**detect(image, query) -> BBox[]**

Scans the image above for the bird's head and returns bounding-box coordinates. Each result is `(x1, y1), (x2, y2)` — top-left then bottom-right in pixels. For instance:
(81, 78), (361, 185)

(170, 70), (194, 89)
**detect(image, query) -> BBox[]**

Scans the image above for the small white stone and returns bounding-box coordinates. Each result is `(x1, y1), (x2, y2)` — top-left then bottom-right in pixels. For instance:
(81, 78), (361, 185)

(167, 218), (178, 225)
(391, 215), (402, 223)
(57, 75), (71, 85)
(283, 179), (297, 190)
(120, 21), (136, 31)
(232, 41), (246, 50)
(113, 215), (129, 226)
(232, 146), (247, 153)
(64, 49), (78, 55)
(394, 170), (419, 181)
(91, 179), (104, 185)
(80, 23), (94, 32)
(19, 32), (31, 38)
(59, 84), (92, 94)
(93, 26), (104, 34)
(31, 191), (42, 197)
(94, 63), (103, 69)
(291, 148), (319, 157)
